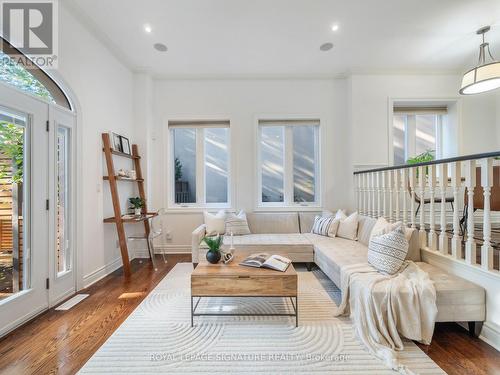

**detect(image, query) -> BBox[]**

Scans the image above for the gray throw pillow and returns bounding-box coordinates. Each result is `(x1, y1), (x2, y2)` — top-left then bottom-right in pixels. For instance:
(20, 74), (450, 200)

(368, 225), (409, 275)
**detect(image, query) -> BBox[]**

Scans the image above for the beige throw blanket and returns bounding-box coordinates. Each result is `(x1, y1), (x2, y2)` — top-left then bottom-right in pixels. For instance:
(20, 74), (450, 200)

(334, 261), (438, 375)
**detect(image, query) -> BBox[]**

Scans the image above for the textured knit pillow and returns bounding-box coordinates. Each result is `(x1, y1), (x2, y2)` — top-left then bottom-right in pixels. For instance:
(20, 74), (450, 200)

(225, 210), (251, 235)
(311, 215), (335, 237)
(368, 225), (409, 275)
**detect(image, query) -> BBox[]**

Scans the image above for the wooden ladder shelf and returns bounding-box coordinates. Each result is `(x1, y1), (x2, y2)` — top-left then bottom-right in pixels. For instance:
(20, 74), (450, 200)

(101, 133), (156, 277)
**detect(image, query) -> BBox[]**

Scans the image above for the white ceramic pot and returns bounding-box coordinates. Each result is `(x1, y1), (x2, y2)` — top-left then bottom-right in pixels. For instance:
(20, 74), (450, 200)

(134, 208), (142, 216)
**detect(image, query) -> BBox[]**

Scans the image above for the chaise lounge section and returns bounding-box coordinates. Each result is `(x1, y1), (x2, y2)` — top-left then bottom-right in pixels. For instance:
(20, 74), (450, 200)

(191, 211), (486, 335)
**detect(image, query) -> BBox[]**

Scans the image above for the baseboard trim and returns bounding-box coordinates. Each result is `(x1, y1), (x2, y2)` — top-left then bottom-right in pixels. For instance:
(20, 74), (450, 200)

(134, 245), (191, 258)
(82, 257), (123, 289)
(479, 321), (500, 352)
(0, 305), (47, 338)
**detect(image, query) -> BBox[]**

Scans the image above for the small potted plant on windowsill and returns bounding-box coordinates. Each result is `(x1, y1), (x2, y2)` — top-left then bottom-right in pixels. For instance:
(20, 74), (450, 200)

(129, 197), (145, 216)
(202, 235), (223, 264)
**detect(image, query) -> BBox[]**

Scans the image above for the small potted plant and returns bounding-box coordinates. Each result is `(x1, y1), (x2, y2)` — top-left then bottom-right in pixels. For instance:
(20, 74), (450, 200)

(129, 197), (145, 216)
(202, 235), (223, 264)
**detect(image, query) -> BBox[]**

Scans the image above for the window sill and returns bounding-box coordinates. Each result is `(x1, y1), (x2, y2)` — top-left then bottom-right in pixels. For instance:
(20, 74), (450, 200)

(254, 206), (322, 212)
(165, 206), (235, 214)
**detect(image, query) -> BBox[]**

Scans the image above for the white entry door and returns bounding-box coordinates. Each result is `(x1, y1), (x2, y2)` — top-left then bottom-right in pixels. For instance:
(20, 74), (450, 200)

(0, 83), (50, 336)
(48, 105), (76, 306)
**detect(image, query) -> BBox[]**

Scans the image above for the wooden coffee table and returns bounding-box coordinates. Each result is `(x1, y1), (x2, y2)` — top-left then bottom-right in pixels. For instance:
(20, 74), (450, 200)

(191, 256), (298, 327)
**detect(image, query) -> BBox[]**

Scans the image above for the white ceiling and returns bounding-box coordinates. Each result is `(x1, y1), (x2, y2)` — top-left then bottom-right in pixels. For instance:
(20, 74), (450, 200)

(67, 0), (500, 78)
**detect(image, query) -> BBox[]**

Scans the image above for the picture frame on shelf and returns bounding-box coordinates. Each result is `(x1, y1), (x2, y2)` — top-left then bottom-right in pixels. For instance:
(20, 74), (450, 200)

(110, 132), (123, 152)
(120, 136), (131, 155)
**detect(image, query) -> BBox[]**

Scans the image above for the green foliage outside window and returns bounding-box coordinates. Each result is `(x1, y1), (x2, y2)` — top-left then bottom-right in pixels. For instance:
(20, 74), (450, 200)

(0, 121), (24, 184)
(0, 51), (54, 103)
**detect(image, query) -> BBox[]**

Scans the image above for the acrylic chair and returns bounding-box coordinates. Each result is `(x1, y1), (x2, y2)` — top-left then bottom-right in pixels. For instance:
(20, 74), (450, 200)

(148, 208), (168, 265)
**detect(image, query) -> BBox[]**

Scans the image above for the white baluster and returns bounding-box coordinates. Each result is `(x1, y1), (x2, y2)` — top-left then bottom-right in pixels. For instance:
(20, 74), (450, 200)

(428, 164), (437, 251)
(356, 174), (361, 213)
(370, 172), (375, 218)
(465, 160), (477, 265)
(372, 172), (377, 218)
(376, 172), (381, 218)
(368, 173), (373, 217)
(382, 171), (387, 219)
(409, 168), (417, 229)
(401, 169), (408, 226)
(438, 163), (449, 255)
(480, 158), (493, 270)
(451, 162), (462, 259)
(388, 170), (394, 222)
(394, 169), (400, 223)
(363, 173), (368, 216)
(418, 166), (426, 248)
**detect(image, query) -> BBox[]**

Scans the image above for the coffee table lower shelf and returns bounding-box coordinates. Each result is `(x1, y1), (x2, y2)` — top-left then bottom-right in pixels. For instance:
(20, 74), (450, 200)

(190, 295), (298, 327)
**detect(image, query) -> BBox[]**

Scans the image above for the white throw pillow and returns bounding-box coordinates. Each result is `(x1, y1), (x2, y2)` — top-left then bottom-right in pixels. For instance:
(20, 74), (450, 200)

(225, 210), (251, 235)
(204, 210), (226, 236)
(370, 217), (403, 240)
(368, 225), (409, 275)
(336, 211), (359, 240)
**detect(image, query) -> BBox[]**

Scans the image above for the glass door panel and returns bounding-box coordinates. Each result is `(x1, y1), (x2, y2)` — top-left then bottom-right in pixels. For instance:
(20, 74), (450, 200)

(0, 83), (49, 337)
(0, 108), (28, 301)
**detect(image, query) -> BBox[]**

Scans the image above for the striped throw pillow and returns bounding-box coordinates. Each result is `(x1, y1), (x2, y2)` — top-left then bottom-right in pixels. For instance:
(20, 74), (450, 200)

(225, 210), (251, 235)
(368, 225), (409, 275)
(311, 215), (335, 237)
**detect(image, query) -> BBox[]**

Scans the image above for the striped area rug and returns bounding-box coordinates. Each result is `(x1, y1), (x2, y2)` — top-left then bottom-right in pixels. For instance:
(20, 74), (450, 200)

(79, 263), (445, 374)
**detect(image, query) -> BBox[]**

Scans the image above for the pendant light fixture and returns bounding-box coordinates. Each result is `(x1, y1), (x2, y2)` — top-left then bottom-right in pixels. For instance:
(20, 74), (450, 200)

(459, 26), (500, 95)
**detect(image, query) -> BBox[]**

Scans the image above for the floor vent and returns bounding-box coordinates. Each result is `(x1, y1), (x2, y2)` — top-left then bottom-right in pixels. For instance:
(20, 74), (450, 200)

(55, 294), (89, 311)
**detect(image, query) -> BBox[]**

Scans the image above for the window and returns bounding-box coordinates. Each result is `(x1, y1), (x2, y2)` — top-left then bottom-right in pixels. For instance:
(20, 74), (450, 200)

(0, 38), (71, 109)
(258, 119), (320, 207)
(392, 107), (446, 165)
(169, 120), (230, 208)
(56, 126), (71, 274)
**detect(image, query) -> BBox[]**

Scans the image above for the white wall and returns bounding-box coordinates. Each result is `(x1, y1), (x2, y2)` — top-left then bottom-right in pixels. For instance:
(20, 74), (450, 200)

(349, 74), (499, 168)
(149, 79), (350, 250)
(58, 3), (136, 288)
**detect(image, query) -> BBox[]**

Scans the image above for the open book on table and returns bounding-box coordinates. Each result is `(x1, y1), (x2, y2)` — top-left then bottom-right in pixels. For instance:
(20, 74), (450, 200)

(239, 253), (291, 272)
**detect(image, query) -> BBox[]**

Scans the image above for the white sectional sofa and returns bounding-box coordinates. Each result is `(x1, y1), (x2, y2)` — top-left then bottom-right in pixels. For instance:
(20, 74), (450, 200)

(191, 212), (486, 335)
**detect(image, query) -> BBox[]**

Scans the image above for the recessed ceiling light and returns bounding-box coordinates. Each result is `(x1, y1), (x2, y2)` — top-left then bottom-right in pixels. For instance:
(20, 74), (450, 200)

(153, 43), (168, 52)
(144, 24), (152, 33)
(320, 42), (333, 51)
(331, 24), (339, 32)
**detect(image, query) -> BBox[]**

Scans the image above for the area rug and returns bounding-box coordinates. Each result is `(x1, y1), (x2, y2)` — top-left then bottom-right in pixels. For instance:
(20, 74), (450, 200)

(79, 263), (445, 374)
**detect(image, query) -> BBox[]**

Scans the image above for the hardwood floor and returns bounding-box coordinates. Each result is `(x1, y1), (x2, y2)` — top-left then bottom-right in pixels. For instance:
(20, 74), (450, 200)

(0, 255), (498, 375)
(0, 254), (190, 375)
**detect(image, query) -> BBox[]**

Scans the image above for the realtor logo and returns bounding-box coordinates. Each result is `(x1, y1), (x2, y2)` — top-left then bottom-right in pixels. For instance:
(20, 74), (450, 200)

(1, 0), (58, 68)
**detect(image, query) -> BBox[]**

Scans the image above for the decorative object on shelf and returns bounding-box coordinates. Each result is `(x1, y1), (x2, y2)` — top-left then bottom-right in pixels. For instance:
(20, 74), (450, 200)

(117, 169), (137, 179)
(129, 196), (145, 216)
(110, 132), (123, 152)
(221, 248), (234, 264)
(120, 136), (131, 155)
(460, 25), (500, 95)
(202, 235), (223, 264)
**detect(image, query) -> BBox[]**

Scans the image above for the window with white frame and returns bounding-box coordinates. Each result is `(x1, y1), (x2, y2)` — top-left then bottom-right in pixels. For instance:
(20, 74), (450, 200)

(393, 107), (446, 165)
(258, 119), (320, 207)
(169, 120), (230, 207)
